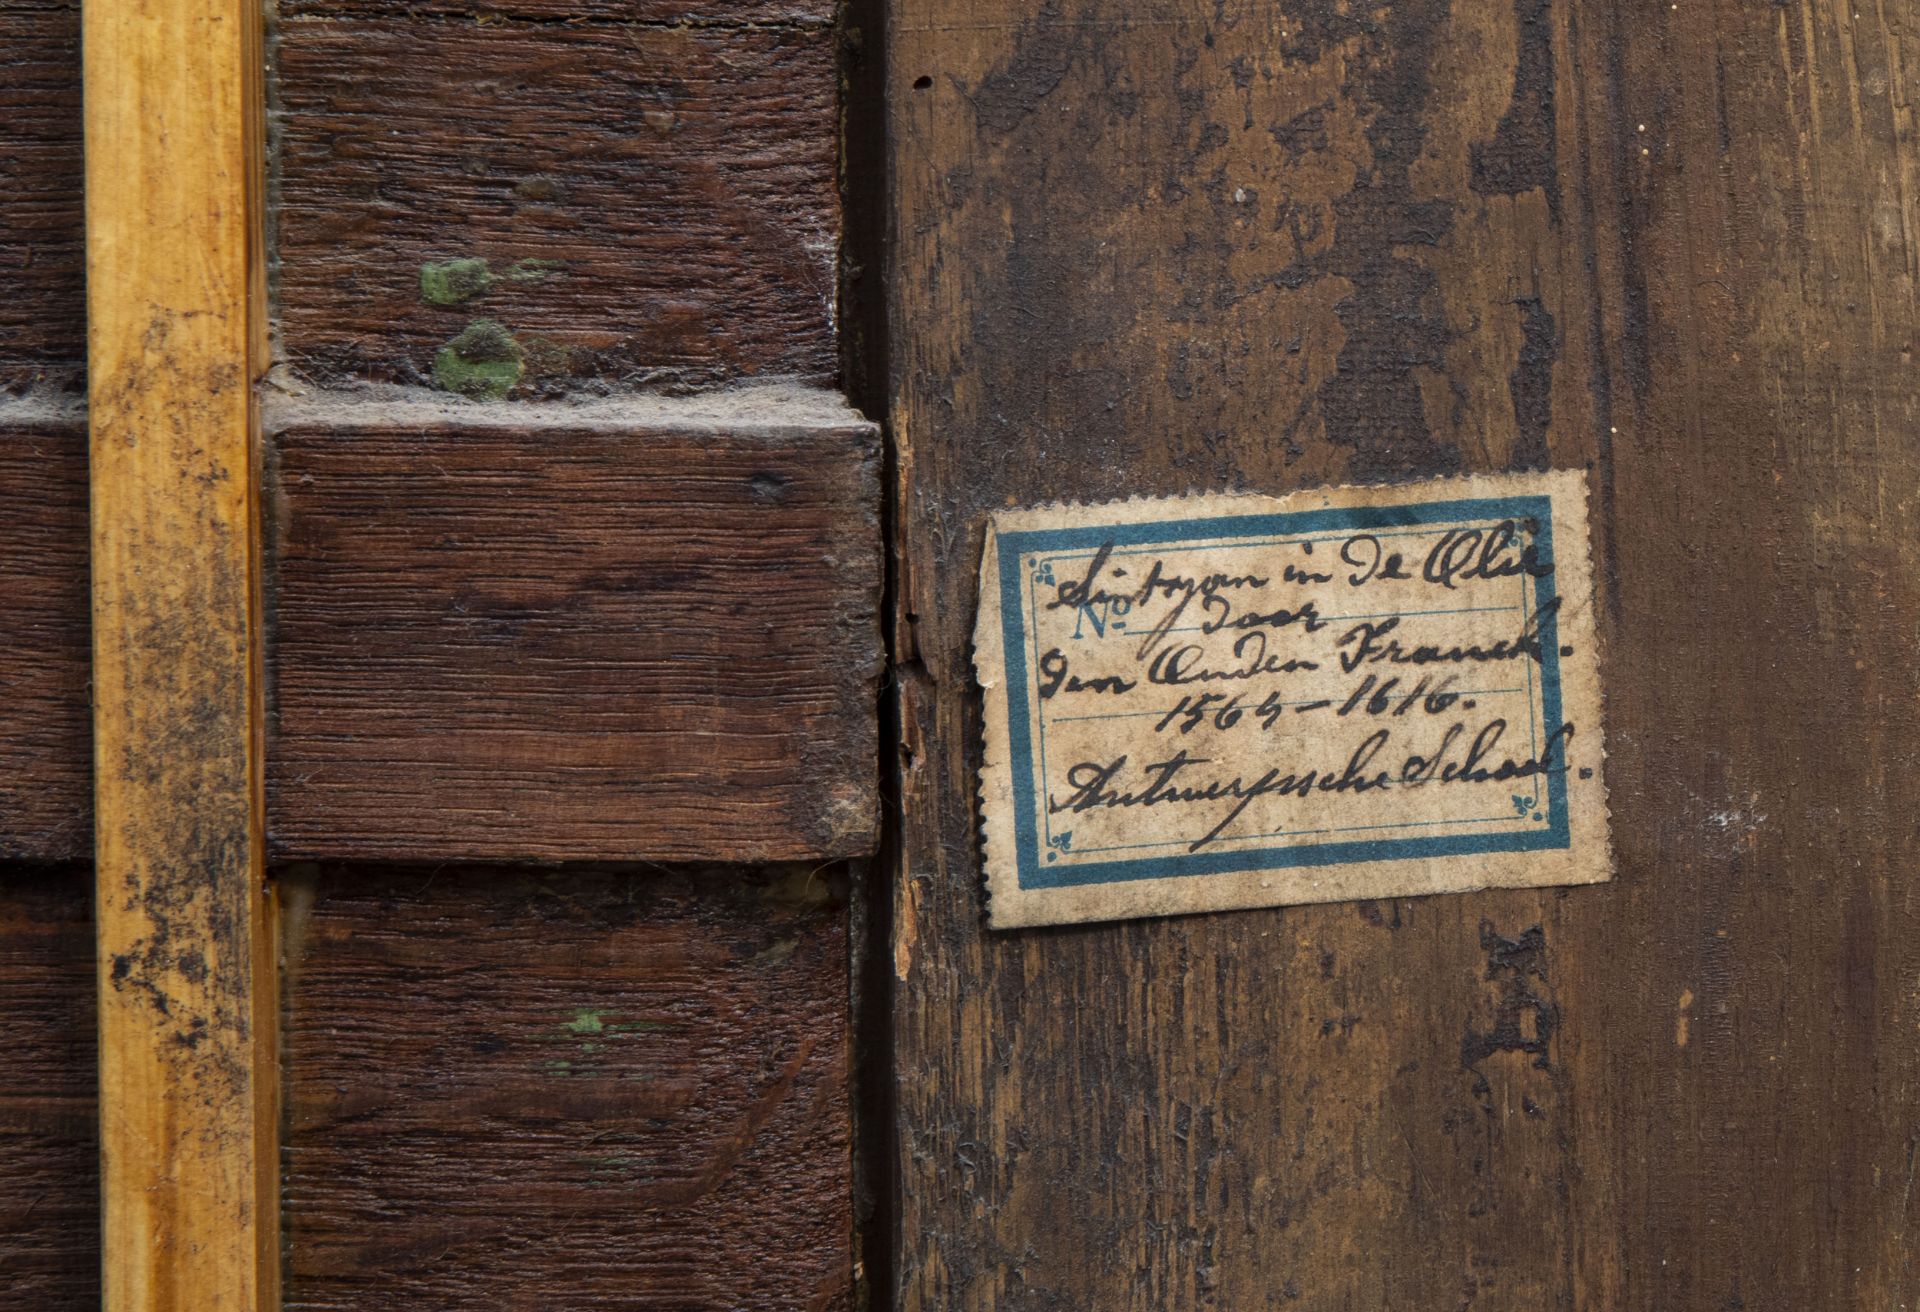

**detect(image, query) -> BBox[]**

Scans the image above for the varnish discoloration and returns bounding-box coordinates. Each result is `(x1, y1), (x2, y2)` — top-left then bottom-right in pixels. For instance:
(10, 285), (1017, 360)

(272, 17), (840, 392)
(886, 0), (1920, 1306)
(281, 865), (853, 1311)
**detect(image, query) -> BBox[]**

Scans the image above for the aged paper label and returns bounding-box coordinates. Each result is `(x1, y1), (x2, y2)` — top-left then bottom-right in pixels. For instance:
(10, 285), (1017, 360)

(975, 470), (1610, 929)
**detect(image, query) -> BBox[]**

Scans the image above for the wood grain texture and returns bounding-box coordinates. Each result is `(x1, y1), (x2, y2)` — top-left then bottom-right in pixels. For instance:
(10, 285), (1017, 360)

(0, 0), (84, 387)
(265, 399), (882, 863)
(84, 0), (276, 1294)
(0, 400), (882, 863)
(885, 0), (1920, 1308)
(0, 419), (90, 858)
(0, 868), (97, 1310)
(272, 16), (840, 393)
(280, 864), (853, 1311)
(278, 0), (829, 21)
(0, 2), (90, 847)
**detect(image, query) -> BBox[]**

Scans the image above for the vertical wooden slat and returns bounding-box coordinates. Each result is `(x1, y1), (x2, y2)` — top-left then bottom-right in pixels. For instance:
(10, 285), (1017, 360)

(83, 0), (274, 1299)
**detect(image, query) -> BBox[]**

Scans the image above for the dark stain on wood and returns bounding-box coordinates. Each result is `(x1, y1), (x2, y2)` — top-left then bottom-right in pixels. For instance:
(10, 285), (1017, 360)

(0, 867), (98, 1309)
(271, 16), (840, 393)
(1471, 0), (1559, 220)
(281, 864), (853, 1311)
(968, 7), (1084, 138)
(264, 411), (882, 863)
(0, 0), (84, 389)
(1276, 0), (1462, 480)
(886, 0), (1920, 1307)
(1458, 922), (1556, 1083)
(86, 298), (274, 1136)
(1508, 293), (1557, 471)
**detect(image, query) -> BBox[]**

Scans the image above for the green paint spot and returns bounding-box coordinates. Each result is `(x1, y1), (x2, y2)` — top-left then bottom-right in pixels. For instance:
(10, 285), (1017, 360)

(420, 257), (496, 306)
(505, 257), (562, 283)
(545, 1059), (573, 1076)
(433, 319), (524, 399)
(564, 1009), (606, 1035)
(420, 255), (560, 307)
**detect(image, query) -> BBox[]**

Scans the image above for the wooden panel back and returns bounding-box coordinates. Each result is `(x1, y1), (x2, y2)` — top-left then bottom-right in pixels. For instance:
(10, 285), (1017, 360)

(884, 0), (1920, 1307)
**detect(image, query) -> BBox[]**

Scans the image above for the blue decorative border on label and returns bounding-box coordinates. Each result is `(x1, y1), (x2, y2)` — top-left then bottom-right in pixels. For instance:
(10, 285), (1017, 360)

(994, 495), (1571, 890)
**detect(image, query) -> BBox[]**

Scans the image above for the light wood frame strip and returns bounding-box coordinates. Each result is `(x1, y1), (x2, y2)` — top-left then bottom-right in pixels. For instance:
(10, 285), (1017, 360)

(83, 0), (277, 1300)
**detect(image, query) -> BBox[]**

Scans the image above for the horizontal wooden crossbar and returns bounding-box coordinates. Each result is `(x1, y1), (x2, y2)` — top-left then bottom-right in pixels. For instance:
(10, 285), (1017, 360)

(0, 394), (882, 865)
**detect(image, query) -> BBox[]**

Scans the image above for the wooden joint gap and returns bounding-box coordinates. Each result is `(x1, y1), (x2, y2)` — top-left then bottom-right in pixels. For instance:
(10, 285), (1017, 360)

(260, 382), (873, 434)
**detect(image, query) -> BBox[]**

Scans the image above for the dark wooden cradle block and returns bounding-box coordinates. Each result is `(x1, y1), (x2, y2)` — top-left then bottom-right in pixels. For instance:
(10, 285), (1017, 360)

(265, 399), (882, 863)
(0, 1), (85, 387)
(279, 0), (829, 20)
(0, 402), (881, 862)
(0, 422), (91, 859)
(0, 867), (98, 1310)
(272, 16), (840, 392)
(281, 865), (853, 1311)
